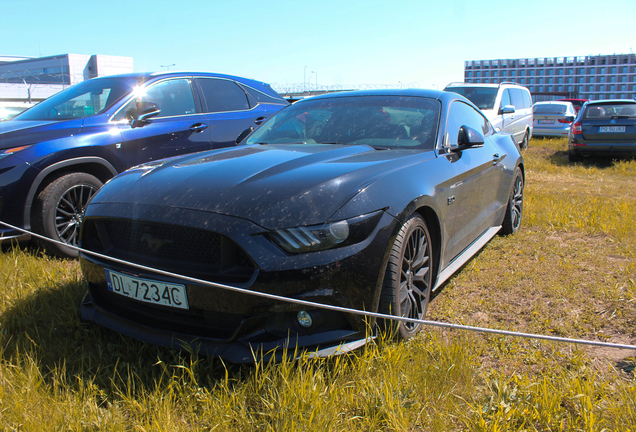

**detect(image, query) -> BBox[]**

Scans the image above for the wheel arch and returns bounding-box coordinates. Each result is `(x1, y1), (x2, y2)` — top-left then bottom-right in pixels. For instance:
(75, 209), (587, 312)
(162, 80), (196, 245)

(24, 157), (118, 230)
(414, 205), (442, 289)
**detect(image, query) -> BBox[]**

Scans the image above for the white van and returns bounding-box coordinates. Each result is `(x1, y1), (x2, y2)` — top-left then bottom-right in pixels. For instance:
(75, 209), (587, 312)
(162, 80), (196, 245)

(444, 82), (533, 149)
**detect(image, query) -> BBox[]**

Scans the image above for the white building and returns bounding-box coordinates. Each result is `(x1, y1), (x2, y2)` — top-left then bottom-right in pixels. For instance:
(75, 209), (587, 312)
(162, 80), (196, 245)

(0, 54), (134, 104)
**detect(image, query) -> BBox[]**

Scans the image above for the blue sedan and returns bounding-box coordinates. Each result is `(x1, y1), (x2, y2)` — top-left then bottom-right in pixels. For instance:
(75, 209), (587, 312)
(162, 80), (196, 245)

(0, 72), (288, 257)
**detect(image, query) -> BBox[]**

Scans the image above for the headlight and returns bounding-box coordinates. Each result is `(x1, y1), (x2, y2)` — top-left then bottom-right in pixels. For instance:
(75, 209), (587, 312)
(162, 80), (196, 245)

(268, 210), (383, 254)
(0, 145), (32, 161)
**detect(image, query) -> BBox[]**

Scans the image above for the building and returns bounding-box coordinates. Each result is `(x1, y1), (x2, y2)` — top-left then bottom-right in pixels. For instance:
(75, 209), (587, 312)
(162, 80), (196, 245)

(0, 54), (134, 104)
(463, 54), (636, 101)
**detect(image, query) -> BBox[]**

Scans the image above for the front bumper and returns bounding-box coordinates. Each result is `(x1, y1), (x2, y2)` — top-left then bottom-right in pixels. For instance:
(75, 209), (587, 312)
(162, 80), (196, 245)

(79, 203), (398, 363)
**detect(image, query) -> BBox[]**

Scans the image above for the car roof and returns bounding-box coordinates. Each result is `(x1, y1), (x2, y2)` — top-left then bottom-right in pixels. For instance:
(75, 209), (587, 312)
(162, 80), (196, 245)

(445, 81), (528, 89)
(585, 99), (636, 106)
(88, 71), (273, 88)
(291, 88), (465, 105)
(534, 101), (572, 105)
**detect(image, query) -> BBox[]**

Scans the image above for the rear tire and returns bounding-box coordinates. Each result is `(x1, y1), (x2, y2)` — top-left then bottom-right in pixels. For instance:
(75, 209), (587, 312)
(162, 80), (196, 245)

(32, 172), (102, 258)
(501, 167), (524, 235)
(568, 150), (581, 162)
(380, 214), (433, 340)
(520, 130), (529, 150)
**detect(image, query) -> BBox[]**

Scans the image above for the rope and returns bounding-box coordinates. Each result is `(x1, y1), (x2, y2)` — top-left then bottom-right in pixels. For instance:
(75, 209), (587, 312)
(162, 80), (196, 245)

(2, 220), (635, 351)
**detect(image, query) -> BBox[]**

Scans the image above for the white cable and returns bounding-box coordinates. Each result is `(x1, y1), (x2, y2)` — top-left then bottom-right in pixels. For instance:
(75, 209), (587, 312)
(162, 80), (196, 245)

(2, 220), (635, 351)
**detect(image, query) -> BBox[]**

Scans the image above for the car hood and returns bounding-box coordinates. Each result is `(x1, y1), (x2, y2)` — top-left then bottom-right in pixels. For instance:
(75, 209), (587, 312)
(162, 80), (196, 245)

(92, 143), (434, 228)
(0, 119), (84, 151)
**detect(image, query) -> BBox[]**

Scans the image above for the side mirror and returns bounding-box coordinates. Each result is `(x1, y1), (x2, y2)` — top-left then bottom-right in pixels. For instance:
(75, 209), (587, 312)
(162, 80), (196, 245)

(235, 126), (254, 144)
(565, 115), (575, 123)
(130, 102), (161, 128)
(454, 125), (484, 151)
(499, 105), (515, 115)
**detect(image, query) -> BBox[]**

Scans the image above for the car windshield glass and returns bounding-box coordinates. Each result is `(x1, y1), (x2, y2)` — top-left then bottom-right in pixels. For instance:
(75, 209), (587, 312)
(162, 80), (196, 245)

(14, 77), (142, 121)
(584, 103), (636, 119)
(534, 104), (569, 114)
(445, 87), (498, 110)
(244, 95), (441, 150)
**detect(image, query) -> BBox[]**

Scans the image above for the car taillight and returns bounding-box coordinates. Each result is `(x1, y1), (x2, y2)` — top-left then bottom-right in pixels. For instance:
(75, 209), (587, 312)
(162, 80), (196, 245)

(572, 121), (582, 134)
(558, 118), (573, 124)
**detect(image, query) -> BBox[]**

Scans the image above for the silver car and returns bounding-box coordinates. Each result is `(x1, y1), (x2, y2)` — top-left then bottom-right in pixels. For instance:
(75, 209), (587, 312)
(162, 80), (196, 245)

(533, 101), (577, 137)
(445, 82), (534, 149)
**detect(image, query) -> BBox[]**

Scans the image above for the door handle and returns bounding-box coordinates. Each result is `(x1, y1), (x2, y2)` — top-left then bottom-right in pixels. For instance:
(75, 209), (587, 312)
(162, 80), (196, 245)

(254, 117), (267, 125)
(492, 153), (502, 165)
(189, 123), (208, 133)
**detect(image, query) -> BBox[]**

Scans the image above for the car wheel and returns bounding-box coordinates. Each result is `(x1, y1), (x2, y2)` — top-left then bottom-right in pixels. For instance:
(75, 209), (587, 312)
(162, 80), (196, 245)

(521, 130), (529, 150)
(380, 213), (433, 340)
(501, 167), (524, 235)
(32, 172), (102, 258)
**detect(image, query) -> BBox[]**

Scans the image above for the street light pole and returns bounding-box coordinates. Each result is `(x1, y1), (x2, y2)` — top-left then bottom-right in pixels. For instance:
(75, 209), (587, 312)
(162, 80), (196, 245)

(161, 64), (176, 71)
(304, 66), (307, 93)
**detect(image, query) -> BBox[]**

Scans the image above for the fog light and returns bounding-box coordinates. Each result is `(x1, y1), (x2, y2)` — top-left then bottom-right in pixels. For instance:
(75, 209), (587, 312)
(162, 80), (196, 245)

(297, 311), (313, 328)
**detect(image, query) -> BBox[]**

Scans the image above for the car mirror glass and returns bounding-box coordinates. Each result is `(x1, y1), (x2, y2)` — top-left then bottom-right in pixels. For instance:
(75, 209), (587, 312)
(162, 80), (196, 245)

(500, 105), (515, 115)
(131, 102), (161, 128)
(455, 125), (484, 150)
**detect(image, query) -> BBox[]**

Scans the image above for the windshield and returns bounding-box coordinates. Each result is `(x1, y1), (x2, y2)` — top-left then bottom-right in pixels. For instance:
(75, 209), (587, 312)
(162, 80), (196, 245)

(584, 103), (636, 119)
(445, 87), (498, 110)
(534, 104), (570, 115)
(14, 76), (142, 121)
(245, 96), (441, 150)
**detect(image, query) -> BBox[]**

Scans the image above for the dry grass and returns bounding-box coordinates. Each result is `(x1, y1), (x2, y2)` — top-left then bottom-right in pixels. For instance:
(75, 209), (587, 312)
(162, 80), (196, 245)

(1, 137), (635, 431)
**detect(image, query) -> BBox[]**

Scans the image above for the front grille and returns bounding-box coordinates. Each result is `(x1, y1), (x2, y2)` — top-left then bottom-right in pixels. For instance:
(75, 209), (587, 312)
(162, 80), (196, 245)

(81, 218), (256, 284)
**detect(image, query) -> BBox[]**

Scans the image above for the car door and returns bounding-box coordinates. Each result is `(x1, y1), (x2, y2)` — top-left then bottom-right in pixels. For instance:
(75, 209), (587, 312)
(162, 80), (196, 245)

(115, 77), (212, 168)
(194, 78), (271, 148)
(499, 88), (521, 140)
(440, 101), (502, 261)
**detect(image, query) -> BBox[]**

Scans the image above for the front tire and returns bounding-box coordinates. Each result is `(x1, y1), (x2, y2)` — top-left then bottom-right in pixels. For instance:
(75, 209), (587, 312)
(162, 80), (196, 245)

(501, 167), (524, 235)
(380, 214), (433, 340)
(32, 172), (102, 258)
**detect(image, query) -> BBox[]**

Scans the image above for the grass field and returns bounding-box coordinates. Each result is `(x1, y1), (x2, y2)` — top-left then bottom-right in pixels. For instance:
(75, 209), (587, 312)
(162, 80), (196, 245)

(1, 138), (635, 431)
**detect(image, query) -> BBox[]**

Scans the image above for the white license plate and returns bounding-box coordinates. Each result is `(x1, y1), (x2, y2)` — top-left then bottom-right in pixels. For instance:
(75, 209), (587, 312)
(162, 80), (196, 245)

(599, 126), (625, 132)
(105, 269), (189, 309)
(538, 119), (554, 124)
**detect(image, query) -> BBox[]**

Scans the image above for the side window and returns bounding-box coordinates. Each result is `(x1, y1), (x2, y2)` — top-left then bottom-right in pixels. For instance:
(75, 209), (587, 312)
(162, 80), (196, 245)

(112, 78), (196, 121)
(509, 89), (524, 109)
(499, 89), (512, 110)
(521, 89), (532, 108)
(446, 101), (490, 146)
(196, 78), (251, 113)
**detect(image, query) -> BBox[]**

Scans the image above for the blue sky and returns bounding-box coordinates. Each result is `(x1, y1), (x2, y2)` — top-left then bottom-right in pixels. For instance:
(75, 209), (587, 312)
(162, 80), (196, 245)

(3, 0), (636, 90)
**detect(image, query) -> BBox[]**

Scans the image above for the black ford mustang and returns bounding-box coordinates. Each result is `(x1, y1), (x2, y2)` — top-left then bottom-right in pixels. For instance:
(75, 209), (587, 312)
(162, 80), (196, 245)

(79, 89), (524, 363)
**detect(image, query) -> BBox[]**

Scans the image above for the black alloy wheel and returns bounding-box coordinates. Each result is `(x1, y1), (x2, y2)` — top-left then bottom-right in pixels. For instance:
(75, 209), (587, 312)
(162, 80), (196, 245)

(380, 213), (433, 340)
(33, 172), (103, 258)
(502, 167), (524, 235)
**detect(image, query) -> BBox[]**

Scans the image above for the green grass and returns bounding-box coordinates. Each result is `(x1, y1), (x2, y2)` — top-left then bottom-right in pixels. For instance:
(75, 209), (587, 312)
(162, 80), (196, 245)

(1, 138), (635, 431)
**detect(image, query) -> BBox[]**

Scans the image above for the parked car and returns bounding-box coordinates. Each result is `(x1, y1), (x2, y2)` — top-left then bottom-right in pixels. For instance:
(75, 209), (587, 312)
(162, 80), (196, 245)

(445, 82), (533, 149)
(568, 99), (636, 162)
(0, 72), (288, 257)
(532, 101), (577, 137)
(79, 88), (525, 363)
(555, 98), (587, 114)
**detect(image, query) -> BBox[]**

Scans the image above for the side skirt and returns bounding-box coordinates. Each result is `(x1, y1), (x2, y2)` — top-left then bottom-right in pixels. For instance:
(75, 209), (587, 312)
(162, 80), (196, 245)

(433, 225), (501, 292)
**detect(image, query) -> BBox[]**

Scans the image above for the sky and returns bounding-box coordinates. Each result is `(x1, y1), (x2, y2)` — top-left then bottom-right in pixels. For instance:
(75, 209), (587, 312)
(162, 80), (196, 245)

(2, 0), (636, 92)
